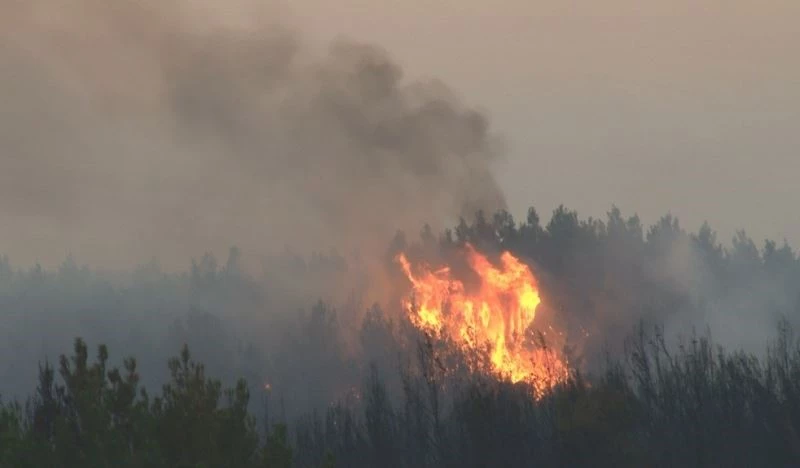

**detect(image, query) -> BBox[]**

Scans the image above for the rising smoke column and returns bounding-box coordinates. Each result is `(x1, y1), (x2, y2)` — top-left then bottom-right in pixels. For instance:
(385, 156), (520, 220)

(0, 0), (507, 269)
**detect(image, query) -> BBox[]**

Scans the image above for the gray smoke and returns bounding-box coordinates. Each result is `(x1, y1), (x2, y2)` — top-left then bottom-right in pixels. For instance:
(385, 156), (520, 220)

(0, 0), (506, 270)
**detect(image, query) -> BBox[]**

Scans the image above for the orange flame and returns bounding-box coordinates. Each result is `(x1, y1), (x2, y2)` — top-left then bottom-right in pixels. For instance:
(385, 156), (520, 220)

(396, 244), (569, 397)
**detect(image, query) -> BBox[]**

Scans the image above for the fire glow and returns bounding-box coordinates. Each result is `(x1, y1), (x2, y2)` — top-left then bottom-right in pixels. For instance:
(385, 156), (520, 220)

(396, 244), (569, 397)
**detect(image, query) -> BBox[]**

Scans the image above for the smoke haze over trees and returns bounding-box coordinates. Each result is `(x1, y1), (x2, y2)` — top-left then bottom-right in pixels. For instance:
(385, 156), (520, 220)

(2, 205), (799, 402)
(2, 208), (800, 466)
(2, 1), (800, 466)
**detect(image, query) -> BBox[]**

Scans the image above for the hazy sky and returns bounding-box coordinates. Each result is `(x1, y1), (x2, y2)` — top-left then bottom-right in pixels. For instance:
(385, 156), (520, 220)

(289, 0), (800, 245)
(1, 0), (798, 269)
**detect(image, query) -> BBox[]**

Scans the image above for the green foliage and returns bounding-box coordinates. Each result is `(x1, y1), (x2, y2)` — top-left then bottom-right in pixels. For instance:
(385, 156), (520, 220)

(152, 344), (260, 467)
(262, 423), (292, 468)
(554, 373), (644, 467)
(0, 340), (273, 468)
(3, 324), (800, 467)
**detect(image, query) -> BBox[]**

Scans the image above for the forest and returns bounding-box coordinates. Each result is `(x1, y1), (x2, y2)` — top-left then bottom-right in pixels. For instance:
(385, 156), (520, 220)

(2, 205), (800, 467)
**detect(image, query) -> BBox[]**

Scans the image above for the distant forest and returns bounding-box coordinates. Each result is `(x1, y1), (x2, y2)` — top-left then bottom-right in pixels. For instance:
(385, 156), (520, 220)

(2, 205), (800, 467)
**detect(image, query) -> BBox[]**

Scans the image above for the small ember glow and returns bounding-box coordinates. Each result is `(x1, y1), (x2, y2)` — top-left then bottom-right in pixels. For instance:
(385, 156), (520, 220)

(397, 244), (569, 397)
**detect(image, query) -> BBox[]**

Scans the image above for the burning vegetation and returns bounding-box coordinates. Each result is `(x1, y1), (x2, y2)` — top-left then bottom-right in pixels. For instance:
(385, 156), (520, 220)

(3, 208), (800, 467)
(396, 244), (569, 397)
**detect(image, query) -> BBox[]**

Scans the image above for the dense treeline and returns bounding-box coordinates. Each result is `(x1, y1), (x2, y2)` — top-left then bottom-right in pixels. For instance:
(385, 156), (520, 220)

(2, 205), (800, 466)
(290, 321), (800, 467)
(2, 323), (800, 466)
(0, 339), (293, 467)
(388, 206), (800, 371)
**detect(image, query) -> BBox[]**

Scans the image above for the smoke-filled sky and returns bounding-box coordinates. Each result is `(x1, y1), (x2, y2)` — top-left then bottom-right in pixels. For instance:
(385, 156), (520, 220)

(1, 0), (506, 269)
(291, 0), (800, 242)
(1, 0), (798, 269)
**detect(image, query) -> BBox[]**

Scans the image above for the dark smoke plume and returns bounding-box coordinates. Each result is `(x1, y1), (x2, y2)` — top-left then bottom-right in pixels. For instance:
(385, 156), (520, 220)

(0, 0), (506, 269)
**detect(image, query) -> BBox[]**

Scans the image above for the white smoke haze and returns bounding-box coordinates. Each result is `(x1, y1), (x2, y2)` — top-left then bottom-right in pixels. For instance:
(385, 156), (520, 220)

(654, 229), (796, 357)
(0, 0), (506, 271)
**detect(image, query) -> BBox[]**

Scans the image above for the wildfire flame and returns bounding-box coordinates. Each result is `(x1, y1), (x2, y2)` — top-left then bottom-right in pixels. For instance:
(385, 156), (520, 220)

(396, 244), (569, 397)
